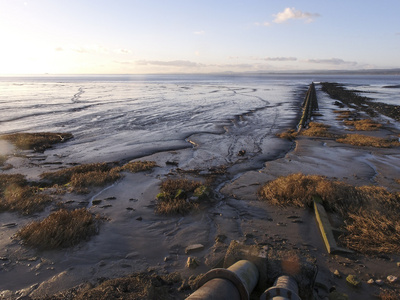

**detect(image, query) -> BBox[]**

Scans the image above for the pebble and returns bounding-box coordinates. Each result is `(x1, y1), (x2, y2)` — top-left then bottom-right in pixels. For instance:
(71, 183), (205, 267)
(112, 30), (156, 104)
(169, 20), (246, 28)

(136, 216), (143, 221)
(387, 275), (398, 283)
(346, 274), (361, 287)
(333, 270), (341, 278)
(2, 223), (17, 228)
(185, 244), (204, 254)
(397, 262), (400, 267)
(367, 279), (374, 284)
(375, 279), (384, 286)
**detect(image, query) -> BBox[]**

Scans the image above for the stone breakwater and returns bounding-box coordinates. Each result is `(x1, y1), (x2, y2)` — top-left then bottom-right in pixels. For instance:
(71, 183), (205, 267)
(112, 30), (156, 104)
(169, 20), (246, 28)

(321, 82), (400, 121)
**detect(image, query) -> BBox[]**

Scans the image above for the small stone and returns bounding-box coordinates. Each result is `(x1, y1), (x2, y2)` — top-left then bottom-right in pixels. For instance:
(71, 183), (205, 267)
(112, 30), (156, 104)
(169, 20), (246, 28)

(2, 223), (17, 228)
(126, 207), (135, 211)
(237, 150), (246, 156)
(346, 274), (361, 287)
(136, 216), (143, 221)
(100, 204), (112, 208)
(367, 279), (374, 284)
(164, 256), (171, 262)
(375, 279), (384, 286)
(245, 233), (254, 239)
(397, 262), (400, 267)
(105, 197), (116, 200)
(387, 275), (398, 283)
(186, 257), (199, 269)
(185, 244), (204, 254)
(333, 270), (341, 278)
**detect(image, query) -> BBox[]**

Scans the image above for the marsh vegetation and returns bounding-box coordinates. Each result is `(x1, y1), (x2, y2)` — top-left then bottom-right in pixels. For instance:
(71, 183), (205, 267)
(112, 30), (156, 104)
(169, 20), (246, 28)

(258, 173), (400, 254)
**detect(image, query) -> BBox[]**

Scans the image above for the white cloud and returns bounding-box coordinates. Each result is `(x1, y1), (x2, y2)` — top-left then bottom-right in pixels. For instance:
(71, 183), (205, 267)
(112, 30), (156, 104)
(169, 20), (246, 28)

(193, 30), (205, 35)
(306, 58), (357, 66)
(115, 48), (131, 54)
(273, 7), (320, 24)
(136, 60), (204, 68)
(264, 57), (297, 62)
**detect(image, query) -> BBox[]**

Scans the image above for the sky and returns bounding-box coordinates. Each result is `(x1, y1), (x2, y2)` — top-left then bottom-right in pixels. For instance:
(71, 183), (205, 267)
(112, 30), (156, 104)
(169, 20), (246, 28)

(0, 0), (399, 74)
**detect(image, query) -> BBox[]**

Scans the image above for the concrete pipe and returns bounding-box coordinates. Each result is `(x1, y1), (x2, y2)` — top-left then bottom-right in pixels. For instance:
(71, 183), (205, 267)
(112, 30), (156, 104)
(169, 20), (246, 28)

(260, 275), (301, 300)
(186, 260), (259, 300)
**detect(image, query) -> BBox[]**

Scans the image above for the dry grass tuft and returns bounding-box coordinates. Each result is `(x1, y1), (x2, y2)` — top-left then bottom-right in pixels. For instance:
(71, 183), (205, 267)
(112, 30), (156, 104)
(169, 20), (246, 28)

(378, 289), (400, 300)
(156, 179), (202, 215)
(0, 174), (52, 214)
(119, 161), (158, 173)
(259, 174), (400, 254)
(300, 122), (335, 138)
(258, 173), (359, 212)
(334, 110), (356, 120)
(0, 132), (73, 152)
(276, 129), (298, 141)
(336, 134), (400, 148)
(16, 208), (99, 249)
(343, 119), (383, 131)
(57, 272), (184, 300)
(40, 163), (121, 193)
(40, 161), (157, 194)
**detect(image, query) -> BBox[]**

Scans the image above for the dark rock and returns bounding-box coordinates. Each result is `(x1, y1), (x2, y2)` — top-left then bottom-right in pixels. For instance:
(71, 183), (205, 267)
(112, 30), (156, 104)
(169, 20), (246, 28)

(237, 150), (246, 156)
(92, 199), (102, 205)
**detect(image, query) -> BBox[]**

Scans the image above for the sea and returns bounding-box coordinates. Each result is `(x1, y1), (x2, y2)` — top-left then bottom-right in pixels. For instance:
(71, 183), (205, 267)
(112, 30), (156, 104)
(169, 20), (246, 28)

(0, 74), (399, 166)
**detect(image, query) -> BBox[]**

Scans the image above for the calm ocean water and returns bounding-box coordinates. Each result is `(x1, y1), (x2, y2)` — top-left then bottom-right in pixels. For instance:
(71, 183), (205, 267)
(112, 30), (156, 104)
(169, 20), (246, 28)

(0, 74), (399, 164)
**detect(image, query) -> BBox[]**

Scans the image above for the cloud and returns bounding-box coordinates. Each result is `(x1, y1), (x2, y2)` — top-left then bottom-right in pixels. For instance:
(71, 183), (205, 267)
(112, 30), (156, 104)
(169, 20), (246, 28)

(193, 30), (205, 35)
(264, 57), (297, 62)
(273, 7), (320, 24)
(136, 60), (204, 68)
(55, 47), (63, 52)
(254, 21), (271, 27)
(115, 48), (131, 54)
(306, 58), (357, 66)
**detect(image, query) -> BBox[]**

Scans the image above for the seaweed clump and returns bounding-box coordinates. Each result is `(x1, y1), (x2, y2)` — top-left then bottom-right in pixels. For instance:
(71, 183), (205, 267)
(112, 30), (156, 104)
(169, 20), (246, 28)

(258, 173), (400, 254)
(0, 132), (73, 152)
(156, 179), (208, 215)
(0, 174), (52, 215)
(40, 161), (157, 194)
(16, 208), (99, 249)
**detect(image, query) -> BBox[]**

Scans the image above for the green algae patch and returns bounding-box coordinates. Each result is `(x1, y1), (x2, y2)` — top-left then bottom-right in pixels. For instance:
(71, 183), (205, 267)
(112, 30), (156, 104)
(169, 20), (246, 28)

(156, 178), (202, 215)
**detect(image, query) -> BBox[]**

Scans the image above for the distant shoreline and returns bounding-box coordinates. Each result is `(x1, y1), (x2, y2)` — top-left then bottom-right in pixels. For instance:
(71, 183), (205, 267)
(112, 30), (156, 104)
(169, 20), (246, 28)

(1, 68), (400, 78)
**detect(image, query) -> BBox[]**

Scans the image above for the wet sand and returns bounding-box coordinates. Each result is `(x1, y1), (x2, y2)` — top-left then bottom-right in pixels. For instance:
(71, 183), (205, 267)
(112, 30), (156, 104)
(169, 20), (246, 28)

(1, 87), (400, 299)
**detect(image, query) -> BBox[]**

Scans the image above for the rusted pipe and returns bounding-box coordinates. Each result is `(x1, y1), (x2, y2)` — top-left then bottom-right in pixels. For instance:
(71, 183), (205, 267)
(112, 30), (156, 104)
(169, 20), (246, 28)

(260, 275), (301, 300)
(186, 260), (259, 300)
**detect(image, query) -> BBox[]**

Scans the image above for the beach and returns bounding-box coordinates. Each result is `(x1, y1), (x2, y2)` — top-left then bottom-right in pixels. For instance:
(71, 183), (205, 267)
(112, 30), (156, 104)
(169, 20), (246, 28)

(0, 75), (400, 299)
